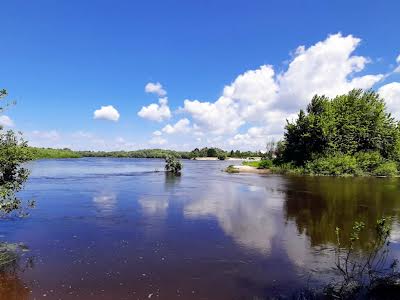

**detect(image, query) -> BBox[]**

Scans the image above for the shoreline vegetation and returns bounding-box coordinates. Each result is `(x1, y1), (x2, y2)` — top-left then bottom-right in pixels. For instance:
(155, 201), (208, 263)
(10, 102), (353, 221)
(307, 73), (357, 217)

(26, 146), (262, 160)
(227, 89), (400, 177)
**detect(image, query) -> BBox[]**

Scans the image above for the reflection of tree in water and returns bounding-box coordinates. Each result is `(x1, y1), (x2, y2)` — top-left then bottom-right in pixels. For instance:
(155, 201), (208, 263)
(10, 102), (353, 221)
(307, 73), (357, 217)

(283, 177), (400, 248)
(0, 243), (33, 300)
(164, 173), (181, 191)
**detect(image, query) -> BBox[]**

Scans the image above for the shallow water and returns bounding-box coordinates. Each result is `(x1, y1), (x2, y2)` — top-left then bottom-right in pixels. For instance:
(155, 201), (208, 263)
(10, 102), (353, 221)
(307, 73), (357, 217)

(1, 158), (400, 299)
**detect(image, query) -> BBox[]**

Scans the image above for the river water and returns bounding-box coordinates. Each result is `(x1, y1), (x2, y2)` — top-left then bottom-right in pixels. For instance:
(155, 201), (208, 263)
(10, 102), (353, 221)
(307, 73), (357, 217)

(1, 158), (400, 299)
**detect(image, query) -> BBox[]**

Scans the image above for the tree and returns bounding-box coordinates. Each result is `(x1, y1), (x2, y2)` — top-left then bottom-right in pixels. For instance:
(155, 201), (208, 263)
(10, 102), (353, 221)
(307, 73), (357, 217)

(0, 90), (33, 216)
(207, 148), (218, 157)
(281, 89), (400, 166)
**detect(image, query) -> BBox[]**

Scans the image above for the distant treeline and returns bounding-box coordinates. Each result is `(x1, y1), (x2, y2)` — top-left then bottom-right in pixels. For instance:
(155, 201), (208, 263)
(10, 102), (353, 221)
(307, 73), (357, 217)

(27, 147), (262, 160)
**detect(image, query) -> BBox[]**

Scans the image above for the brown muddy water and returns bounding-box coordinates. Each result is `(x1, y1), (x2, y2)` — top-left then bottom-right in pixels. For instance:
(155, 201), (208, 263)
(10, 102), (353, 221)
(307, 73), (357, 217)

(1, 158), (400, 299)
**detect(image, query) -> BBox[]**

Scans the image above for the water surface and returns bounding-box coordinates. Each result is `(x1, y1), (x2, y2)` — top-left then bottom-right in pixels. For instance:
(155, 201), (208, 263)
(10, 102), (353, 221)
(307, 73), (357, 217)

(1, 158), (400, 299)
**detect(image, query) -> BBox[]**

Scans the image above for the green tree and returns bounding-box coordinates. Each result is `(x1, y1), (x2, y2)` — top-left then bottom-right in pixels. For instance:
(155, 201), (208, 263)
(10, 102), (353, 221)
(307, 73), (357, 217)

(282, 89), (400, 166)
(0, 90), (33, 216)
(207, 148), (218, 157)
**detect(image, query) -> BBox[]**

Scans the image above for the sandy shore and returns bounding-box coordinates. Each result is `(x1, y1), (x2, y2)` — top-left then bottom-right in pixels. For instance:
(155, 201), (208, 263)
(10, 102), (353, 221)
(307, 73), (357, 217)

(228, 165), (270, 174)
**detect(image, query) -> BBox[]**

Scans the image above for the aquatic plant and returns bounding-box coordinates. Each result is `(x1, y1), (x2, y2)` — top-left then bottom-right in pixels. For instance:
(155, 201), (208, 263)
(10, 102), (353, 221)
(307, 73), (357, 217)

(327, 217), (399, 298)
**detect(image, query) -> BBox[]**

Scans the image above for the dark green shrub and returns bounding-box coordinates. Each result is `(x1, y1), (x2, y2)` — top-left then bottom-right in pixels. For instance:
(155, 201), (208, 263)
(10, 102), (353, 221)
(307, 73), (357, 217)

(373, 161), (398, 177)
(258, 159), (273, 169)
(305, 154), (360, 176)
(218, 154), (227, 160)
(165, 156), (182, 175)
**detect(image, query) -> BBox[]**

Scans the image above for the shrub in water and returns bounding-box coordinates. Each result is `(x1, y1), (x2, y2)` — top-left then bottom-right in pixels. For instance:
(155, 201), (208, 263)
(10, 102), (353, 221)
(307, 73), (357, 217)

(165, 156), (182, 175)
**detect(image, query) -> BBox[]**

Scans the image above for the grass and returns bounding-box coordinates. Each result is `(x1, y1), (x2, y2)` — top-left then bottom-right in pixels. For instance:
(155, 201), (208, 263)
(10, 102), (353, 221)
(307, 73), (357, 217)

(242, 161), (261, 168)
(242, 159), (273, 169)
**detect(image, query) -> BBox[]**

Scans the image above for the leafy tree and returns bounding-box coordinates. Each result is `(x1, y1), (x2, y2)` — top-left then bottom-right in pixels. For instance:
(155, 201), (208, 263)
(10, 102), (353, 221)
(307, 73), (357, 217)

(282, 89), (400, 166)
(206, 148), (218, 157)
(0, 90), (33, 216)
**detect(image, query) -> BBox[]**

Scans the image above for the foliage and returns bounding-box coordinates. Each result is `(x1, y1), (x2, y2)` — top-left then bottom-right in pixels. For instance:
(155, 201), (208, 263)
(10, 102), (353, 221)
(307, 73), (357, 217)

(0, 90), (33, 216)
(28, 147), (82, 159)
(270, 163), (304, 175)
(225, 165), (239, 173)
(164, 156), (182, 175)
(242, 159), (273, 169)
(242, 161), (260, 167)
(206, 148), (218, 157)
(373, 161), (398, 177)
(305, 154), (360, 176)
(355, 151), (384, 173)
(78, 148), (190, 159)
(258, 159), (273, 169)
(274, 89), (400, 176)
(328, 217), (399, 298)
(282, 89), (400, 166)
(218, 154), (227, 160)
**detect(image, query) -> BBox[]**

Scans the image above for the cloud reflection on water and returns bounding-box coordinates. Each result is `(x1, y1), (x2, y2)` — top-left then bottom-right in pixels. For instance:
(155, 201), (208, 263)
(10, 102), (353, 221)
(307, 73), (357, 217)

(92, 192), (117, 214)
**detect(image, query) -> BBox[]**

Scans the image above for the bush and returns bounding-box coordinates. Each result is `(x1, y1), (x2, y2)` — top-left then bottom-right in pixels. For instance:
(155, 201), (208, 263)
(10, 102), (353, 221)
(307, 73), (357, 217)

(165, 156), (182, 175)
(270, 163), (304, 175)
(218, 154), (227, 160)
(225, 165), (239, 173)
(373, 161), (398, 177)
(258, 159), (273, 169)
(305, 154), (360, 176)
(355, 151), (383, 173)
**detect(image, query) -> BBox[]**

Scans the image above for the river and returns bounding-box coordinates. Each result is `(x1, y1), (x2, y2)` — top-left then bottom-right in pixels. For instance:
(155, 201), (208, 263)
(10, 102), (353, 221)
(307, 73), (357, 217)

(1, 158), (400, 299)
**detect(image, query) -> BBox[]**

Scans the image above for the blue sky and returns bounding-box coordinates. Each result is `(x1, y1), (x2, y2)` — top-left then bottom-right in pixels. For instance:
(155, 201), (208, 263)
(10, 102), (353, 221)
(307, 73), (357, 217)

(1, 0), (400, 151)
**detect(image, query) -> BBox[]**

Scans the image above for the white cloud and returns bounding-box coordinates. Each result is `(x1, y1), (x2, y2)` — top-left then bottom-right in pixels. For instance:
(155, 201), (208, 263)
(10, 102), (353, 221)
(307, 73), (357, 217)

(0, 115), (14, 127)
(138, 97), (171, 122)
(149, 136), (167, 145)
(153, 130), (162, 136)
(181, 33), (384, 150)
(277, 33), (383, 110)
(378, 82), (400, 119)
(145, 82), (167, 97)
(162, 118), (191, 134)
(93, 105), (120, 122)
(397, 54), (400, 64)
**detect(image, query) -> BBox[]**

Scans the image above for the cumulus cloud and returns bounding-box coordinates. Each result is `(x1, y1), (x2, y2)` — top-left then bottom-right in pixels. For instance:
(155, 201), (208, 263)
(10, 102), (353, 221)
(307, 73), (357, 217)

(0, 115), (14, 127)
(93, 105), (120, 122)
(180, 33), (385, 149)
(145, 82), (167, 97)
(162, 118), (191, 134)
(138, 97), (171, 122)
(149, 136), (167, 145)
(277, 34), (383, 110)
(378, 82), (400, 119)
